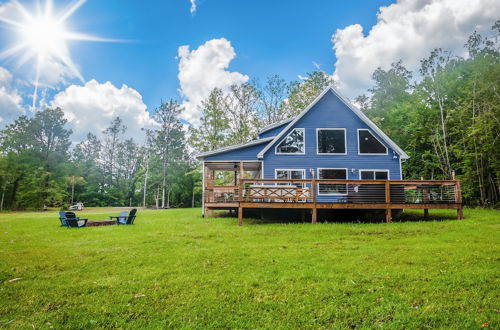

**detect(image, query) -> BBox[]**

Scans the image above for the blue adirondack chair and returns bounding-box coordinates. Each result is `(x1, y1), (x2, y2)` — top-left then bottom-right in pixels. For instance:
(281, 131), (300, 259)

(59, 211), (88, 228)
(110, 208), (137, 225)
(59, 211), (68, 226)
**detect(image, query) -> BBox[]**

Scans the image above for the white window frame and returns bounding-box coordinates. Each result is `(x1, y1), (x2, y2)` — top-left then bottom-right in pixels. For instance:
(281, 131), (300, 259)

(316, 168), (348, 196)
(359, 169), (390, 180)
(275, 169), (306, 187)
(275, 169), (306, 180)
(316, 128), (347, 155)
(275, 128), (305, 155)
(357, 129), (388, 155)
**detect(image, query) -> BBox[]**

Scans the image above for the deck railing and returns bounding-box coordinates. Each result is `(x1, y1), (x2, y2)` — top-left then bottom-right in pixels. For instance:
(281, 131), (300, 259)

(205, 179), (461, 205)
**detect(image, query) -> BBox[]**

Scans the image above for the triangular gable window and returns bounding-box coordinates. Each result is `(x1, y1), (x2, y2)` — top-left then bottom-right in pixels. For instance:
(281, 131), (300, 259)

(275, 128), (305, 154)
(358, 129), (387, 154)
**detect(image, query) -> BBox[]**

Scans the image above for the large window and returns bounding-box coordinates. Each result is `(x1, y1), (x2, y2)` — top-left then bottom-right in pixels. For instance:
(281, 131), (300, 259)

(358, 129), (387, 154)
(317, 129), (346, 154)
(275, 128), (305, 154)
(360, 170), (389, 180)
(275, 169), (305, 187)
(317, 168), (347, 195)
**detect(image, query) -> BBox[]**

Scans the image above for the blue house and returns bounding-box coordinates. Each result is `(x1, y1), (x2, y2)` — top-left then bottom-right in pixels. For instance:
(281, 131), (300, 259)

(197, 86), (461, 223)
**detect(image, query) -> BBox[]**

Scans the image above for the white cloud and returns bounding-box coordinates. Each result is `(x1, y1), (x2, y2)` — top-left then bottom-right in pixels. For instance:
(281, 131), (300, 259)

(51, 79), (154, 141)
(177, 38), (248, 124)
(189, 0), (197, 15)
(332, 0), (500, 98)
(0, 67), (24, 128)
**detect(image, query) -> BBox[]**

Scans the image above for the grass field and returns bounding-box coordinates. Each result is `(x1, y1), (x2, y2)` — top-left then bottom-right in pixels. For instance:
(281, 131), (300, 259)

(1, 208), (499, 329)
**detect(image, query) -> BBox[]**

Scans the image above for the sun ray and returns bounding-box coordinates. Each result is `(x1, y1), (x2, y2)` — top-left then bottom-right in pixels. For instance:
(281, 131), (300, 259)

(63, 31), (124, 42)
(32, 54), (42, 108)
(57, 0), (86, 24)
(13, 48), (35, 70)
(0, 43), (28, 60)
(12, 0), (33, 21)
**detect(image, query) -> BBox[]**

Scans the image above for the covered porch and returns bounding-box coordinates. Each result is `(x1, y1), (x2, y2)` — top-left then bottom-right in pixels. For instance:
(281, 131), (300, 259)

(202, 161), (262, 216)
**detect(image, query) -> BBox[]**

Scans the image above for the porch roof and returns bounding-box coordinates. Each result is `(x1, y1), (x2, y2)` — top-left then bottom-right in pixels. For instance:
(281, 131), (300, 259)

(196, 136), (274, 160)
(204, 161), (261, 171)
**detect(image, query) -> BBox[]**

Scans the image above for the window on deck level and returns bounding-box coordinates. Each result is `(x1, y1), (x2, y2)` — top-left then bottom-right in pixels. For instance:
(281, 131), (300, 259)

(317, 168), (347, 195)
(317, 129), (346, 154)
(358, 129), (387, 154)
(275, 128), (304, 154)
(275, 169), (305, 187)
(360, 170), (389, 180)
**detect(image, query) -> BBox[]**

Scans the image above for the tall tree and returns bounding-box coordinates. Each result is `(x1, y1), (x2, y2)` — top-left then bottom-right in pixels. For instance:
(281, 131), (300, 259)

(0, 108), (72, 209)
(369, 60), (413, 111)
(102, 117), (126, 187)
(189, 88), (231, 152)
(286, 71), (335, 115)
(254, 75), (290, 126)
(226, 83), (260, 144)
(418, 48), (457, 178)
(152, 100), (185, 208)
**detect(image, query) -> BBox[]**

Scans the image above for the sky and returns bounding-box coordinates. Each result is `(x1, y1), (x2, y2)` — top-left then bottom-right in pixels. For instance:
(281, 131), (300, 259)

(0, 0), (498, 141)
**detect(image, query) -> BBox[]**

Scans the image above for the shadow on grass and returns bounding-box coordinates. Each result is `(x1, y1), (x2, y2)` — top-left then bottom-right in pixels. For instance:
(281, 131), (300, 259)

(213, 208), (459, 225)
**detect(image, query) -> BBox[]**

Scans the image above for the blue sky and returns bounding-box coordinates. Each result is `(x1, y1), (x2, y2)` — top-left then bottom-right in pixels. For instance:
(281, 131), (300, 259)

(0, 0), (497, 140)
(69, 0), (393, 109)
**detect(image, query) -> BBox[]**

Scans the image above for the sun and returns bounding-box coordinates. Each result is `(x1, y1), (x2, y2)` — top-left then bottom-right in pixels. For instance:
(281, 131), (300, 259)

(0, 0), (118, 107)
(22, 15), (66, 57)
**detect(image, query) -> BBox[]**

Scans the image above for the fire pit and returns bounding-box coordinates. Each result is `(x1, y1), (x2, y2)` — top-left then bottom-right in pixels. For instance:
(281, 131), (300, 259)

(86, 220), (116, 227)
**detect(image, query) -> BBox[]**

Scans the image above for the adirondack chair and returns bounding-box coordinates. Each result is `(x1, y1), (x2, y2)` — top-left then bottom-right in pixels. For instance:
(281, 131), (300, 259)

(60, 211), (88, 228)
(110, 208), (137, 225)
(59, 211), (68, 226)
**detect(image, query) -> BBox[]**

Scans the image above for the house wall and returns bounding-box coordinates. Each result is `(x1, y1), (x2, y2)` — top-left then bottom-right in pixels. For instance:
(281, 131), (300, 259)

(262, 90), (402, 202)
(203, 141), (268, 161)
(258, 122), (290, 139)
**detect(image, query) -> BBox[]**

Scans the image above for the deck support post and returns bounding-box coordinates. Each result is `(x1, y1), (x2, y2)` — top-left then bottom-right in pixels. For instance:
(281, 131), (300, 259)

(238, 206), (243, 226)
(385, 209), (391, 223)
(311, 208), (317, 224)
(205, 207), (214, 217)
(424, 209), (429, 218)
(457, 208), (463, 220)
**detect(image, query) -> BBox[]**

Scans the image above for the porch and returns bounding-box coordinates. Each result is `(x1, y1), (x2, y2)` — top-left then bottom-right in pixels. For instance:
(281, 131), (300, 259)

(202, 162), (463, 225)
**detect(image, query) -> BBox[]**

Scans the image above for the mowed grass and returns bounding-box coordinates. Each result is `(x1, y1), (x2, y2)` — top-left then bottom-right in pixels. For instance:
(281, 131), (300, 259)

(0, 208), (499, 329)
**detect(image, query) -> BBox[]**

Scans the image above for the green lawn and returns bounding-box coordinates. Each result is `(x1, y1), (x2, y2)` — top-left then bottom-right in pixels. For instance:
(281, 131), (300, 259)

(1, 208), (499, 329)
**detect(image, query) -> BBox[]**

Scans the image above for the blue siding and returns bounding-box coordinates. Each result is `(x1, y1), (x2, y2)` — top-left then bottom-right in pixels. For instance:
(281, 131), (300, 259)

(204, 141), (267, 161)
(262, 90), (402, 202)
(258, 122), (288, 139)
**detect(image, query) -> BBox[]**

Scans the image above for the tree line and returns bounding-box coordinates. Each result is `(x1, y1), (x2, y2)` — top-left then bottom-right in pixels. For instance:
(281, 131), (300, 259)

(0, 23), (498, 209)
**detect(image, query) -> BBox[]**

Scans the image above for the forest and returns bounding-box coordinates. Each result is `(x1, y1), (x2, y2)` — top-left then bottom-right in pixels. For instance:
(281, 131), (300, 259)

(0, 24), (498, 210)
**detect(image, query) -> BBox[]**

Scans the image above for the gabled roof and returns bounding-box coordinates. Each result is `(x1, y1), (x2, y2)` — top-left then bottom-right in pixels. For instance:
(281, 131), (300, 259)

(257, 86), (409, 159)
(195, 136), (275, 160)
(257, 118), (294, 135)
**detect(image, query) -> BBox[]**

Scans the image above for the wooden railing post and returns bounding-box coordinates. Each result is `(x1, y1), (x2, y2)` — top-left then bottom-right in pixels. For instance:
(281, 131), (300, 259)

(238, 162), (244, 226)
(239, 162), (244, 202)
(385, 180), (391, 223)
(311, 179), (317, 224)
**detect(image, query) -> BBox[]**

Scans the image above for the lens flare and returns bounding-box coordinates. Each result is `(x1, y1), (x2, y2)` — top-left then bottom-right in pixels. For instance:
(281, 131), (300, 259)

(0, 0), (119, 108)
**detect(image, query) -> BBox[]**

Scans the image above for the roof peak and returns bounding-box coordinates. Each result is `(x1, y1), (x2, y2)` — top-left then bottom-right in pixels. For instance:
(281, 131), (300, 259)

(257, 86), (409, 159)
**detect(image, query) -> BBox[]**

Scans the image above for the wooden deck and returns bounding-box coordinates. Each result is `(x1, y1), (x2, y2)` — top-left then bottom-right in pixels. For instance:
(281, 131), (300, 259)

(203, 178), (463, 225)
